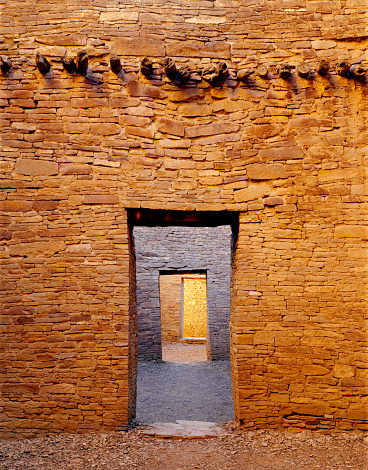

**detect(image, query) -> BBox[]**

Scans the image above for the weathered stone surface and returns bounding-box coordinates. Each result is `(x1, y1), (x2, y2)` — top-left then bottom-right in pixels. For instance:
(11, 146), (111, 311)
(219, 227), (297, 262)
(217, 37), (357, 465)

(157, 117), (184, 136)
(140, 421), (230, 439)
(128, 81), (167, 99)
(0, 161), (14, 172)
(318, 168), (364, 183)
(289, 116), (332, 128)
(100, 11), (138, 22)
(60, 165), (91, 175)
(347, 409), (368, 420)
(186, 15), (226, 24)
(9, 241), (65, 257)
(274, 229), (302, 239)
(245, 123), (283, 139)
(301, 365), (330, 375)
(159, 139), (191, 148)
(0, 201), (32, 212)
(259, 145), (304, 161)
(1, 383), (39, 394)
(247, 163), (287, 180)
(264, 196), (284, 206)
(186, 122), (239, 138)
(42, 384), (75, 394)
(332, 364), (355, 378)
(15, 159), (58, 176)
(84, 195), (119, 204)
(67, 244), (93, 254)
(36, 46), (66, 57)
(234, 183), (270, 202)
(290, 404), (327, 416)
(113, 35), (165, 57)
(32, 200), (58, 211)
(36, 34), (86, 46)
(110, 98), (140, 108)
(254, 331), (275, 344)
(126, 126), (154, 139)
(90, 123), (121, 135)
(335, 225), (368, 238)
(311, 39), (336, 50)
(71, 98), (109, 108)
(179, 103), (212, 117)
(169, 89), (205, 103)
(166, 41), (231, 59)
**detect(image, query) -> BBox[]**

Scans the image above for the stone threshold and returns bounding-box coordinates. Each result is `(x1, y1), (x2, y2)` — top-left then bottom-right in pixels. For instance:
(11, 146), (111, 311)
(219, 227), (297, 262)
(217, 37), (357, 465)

(138, 420), (231, 439)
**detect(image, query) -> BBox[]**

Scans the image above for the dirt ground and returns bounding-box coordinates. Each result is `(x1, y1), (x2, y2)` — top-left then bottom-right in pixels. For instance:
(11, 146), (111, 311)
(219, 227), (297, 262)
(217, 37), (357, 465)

(1, 424), (367, 470)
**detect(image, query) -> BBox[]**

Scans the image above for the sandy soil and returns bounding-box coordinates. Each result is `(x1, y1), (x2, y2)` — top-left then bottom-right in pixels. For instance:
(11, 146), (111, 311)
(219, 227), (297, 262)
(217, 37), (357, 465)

(1, 425), (367, 470)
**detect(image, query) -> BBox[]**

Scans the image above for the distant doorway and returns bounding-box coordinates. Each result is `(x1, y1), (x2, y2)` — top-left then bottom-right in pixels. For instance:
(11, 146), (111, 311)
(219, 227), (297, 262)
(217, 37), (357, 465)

(181, 274), (207, 340)
(160, 271), (209, 361)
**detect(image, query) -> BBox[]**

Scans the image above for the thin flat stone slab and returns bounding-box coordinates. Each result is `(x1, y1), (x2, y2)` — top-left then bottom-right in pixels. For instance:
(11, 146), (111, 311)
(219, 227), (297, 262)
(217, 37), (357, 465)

(138, 421), (231, 439)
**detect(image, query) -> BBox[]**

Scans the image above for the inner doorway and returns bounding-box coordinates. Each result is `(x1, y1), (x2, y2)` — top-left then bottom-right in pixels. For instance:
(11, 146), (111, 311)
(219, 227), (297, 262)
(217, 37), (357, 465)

(129, 209), (238, 425)
(160, 271), (208, 362)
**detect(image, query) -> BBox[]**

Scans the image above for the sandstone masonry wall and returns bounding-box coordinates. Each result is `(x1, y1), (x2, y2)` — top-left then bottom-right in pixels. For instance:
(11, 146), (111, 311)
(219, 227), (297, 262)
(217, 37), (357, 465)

(1, 0), (367, 436)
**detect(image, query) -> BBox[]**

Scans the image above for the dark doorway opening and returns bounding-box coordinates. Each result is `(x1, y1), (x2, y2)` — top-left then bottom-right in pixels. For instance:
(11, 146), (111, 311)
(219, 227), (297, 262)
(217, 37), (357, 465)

(128, 209), (238, 424)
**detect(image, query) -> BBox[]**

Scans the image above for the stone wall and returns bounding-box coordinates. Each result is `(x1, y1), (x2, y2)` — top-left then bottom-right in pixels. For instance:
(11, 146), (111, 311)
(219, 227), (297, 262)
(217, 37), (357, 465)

(160, 274), (183, 343)
(0, 0), (367, 436)
(134, 226), (232, 360)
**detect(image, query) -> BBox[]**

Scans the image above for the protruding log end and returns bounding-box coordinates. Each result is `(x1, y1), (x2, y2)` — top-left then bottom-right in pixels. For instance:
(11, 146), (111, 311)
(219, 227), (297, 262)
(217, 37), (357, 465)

(349, 63), (366, 82)
(202, 61), (228, 86)
(317, 59), (330, 76)
(297, 62), (311, 79)
(110, 56), (122, 75)
(36, 52), (51, 75)
(217, 61), (229, 82)
(337, 61), (350, 77)
(257, 64), (268, 79)
(0, 56), (12, 74)
(163, 57), (177, 81)
(237, 68), (254, 82)
(201, 65), (217, 86)
(163, 58), (191, 86)
(177, 65), (191, 85)
(141, 57), (153, 77)
(76, 50), (89, 76)
(62, 57), (77, 74)
(277, 63), (291, 79)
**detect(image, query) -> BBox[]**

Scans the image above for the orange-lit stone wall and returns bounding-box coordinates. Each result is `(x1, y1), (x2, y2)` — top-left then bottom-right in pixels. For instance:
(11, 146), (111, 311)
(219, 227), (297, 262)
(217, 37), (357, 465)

(183, 276), (207, 339)
(1, 0), (367, 436)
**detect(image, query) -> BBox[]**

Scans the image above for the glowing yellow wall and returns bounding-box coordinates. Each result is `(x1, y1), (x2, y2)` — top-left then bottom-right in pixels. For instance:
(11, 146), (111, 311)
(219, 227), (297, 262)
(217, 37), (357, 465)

(183, 277), (207, 339)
